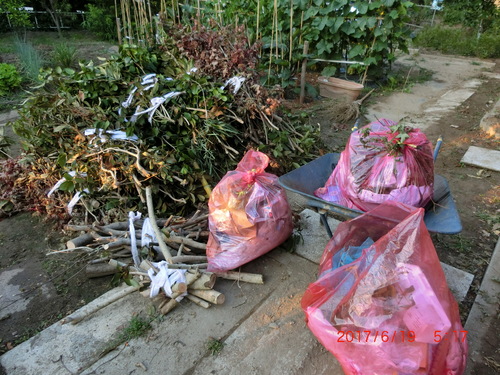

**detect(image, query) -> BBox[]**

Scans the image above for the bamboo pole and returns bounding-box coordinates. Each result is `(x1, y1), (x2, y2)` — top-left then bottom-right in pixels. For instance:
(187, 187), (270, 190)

(300, 41), (309, 105)
(289, 0), (294, 62)
(256, 0), (260, 43)
(274, 0), (279, 59)
(267, 0), (276, 80)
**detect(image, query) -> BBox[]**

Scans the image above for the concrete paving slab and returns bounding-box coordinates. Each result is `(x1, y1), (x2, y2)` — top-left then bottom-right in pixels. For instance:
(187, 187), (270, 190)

(439, 88), (477, 104)
(79, 253), (316, 375)
(464, 237), (500, 375)
(191, 251), (343, 375)
(1, 247), (345, 375)
(482, 72), (500, 80)
(294, 209), (340, 264)
(440, 262), (474, 302)
(461, 145), (500, 172)
(0, 269), (31, 320)
(0, 285), (149, 375)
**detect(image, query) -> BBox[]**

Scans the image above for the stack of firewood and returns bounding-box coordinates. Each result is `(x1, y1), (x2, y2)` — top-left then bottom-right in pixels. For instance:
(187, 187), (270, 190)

(57, 186), (264, 321)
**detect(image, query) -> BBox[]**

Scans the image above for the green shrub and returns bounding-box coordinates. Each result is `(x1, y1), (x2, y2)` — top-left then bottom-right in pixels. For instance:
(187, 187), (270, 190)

(52, 43), (78, 68)
(475, 32), (500, 59)
(413, 25), (500, 58)
(83, 4), (117, 42)
(12, 40), (321, 220)
(0, 63), (22, 96)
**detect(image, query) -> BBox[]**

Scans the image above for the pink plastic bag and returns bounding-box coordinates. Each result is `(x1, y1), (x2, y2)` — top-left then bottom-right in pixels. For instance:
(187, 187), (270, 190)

(315, 119), (434, 212)
(301, 201), (467, 375)
(206, 150), (293, 272)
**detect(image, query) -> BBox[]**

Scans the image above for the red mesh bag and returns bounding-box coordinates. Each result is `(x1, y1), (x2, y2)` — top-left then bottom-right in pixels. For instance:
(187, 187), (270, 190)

(315, 119), (434, 212)
(206, 150), (293, 272)
(301, 201), (467, 375)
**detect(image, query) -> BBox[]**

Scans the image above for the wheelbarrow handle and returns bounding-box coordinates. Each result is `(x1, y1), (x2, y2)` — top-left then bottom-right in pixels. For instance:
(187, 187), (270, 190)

(433, 136), (443, 161)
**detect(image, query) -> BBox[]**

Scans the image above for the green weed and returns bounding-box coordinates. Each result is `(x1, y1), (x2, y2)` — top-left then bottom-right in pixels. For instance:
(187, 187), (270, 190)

(52, 43), (78, 68)
(206, 338), (224, 356)
(117, 315), (153, 342)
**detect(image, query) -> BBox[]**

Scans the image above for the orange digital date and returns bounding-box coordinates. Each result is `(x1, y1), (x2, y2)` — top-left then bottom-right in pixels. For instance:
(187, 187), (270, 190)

(337, 330), (416, 343)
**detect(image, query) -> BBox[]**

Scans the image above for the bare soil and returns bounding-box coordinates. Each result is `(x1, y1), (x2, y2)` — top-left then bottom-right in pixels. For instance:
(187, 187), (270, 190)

(0, 52), (499, 373)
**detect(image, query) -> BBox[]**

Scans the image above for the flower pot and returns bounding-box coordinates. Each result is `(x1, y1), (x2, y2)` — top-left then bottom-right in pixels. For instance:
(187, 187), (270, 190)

(318, 76), (364, 102)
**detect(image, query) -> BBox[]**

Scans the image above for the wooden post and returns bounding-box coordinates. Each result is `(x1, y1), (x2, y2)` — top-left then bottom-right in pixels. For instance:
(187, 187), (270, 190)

(145, 186), (173, 263)
(215, 271), (264, 284)
(299, 41), (309, 105)
(188, 289), (225, 305)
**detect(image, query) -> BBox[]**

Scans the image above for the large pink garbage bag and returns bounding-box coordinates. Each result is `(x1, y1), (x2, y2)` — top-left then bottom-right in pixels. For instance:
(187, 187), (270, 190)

(206, 150), (293, 272)
(301, 201), (467, 375)
(315, 119), (434, 212)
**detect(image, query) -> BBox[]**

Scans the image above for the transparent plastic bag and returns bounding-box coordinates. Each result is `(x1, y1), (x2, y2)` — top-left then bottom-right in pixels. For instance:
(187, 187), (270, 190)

(301, 201), (467, 375)
(315, 119), (434, 212)
(206, 150), (293, 272)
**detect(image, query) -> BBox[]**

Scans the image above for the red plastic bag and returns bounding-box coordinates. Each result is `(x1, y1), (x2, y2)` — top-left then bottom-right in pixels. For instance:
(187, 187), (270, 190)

(206, 150), (293, 272)
(301, 201), (467, 375)
(315, 119), (434, 212)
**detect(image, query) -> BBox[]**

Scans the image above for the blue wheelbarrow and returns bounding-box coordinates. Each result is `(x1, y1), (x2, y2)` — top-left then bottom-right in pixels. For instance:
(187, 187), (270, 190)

(278, 152), (462, 236)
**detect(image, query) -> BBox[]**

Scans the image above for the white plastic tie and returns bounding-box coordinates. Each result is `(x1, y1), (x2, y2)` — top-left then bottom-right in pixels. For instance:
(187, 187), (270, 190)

(141, 218), (156, 248)
(148, 261), (187, 300)
(221, 76), (246, 94)
(47, 171), (77, 197)
(67, 188), (89, 215)
(131, 91), (183, 123)
(129, 211), (142, 267)
(84, 128), (138, 143)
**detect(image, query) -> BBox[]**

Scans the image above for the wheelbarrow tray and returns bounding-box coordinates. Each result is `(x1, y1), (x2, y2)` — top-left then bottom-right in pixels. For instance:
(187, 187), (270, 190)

(278, 153), (462, 234)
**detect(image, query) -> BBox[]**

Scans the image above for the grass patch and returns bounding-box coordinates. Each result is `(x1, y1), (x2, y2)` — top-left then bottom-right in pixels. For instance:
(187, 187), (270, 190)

(117, 315), (153, 342)
(99, 313), (156, 357)
(13, 38), (44, 83)
(206, 337), (224, 356)
(378, 66), (434, 94)
(413, 25), (500, 58)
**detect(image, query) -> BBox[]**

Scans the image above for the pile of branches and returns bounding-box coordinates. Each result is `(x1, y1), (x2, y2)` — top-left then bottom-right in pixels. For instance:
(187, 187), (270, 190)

(8, 24), (320, 222)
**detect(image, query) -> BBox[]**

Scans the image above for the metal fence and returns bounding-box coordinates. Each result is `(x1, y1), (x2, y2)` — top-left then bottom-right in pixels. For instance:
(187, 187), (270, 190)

(1, 10), (86, 30)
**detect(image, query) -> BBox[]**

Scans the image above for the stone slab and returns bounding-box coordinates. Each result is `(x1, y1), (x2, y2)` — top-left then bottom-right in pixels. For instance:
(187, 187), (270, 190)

(0, 285), (149, 375)
(294, 209), (340, 264)
(461, 146), (500, 172)
(0, 110), (19, 126)
(1, 248), (344, 375)
(81, 251), (343, 375)
(440, 262), (474, 302)
(482, 72), (500, 80)
(439, 88), (477, 104)
(191, 251), (343, 375)
(464, 237), (500, 375)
